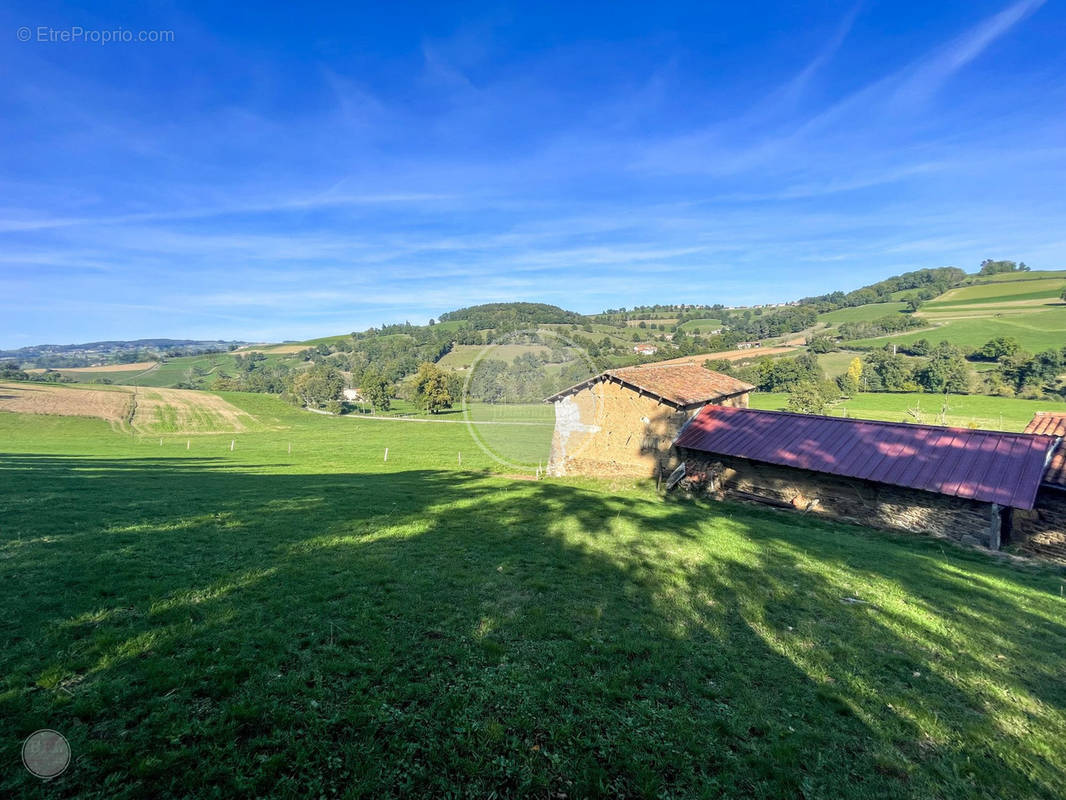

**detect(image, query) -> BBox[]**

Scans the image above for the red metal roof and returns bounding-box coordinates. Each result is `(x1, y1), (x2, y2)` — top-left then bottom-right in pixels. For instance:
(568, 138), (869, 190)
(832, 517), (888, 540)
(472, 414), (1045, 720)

(674, 406), (1057, 509)
(1023, 412), (1066, 488)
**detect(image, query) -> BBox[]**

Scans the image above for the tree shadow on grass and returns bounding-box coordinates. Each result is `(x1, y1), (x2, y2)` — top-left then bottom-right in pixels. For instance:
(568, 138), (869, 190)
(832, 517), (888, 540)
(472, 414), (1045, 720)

(1, 453), (1064, 798)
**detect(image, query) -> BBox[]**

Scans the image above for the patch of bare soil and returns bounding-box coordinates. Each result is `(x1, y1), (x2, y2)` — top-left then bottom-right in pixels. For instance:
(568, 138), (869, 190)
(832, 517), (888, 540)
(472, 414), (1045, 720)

(60, 361), (157, 373)
(0, 383), (132, 423)
(653, 346), (800, 366)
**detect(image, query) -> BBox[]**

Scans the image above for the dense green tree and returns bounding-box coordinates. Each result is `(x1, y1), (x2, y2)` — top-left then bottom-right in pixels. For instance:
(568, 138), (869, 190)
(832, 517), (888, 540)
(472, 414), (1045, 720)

(754, 353), (821, 392)
(863, 349), (914, 392)
(806, 335), (836, 354)
(913, 342), (972, 394)
(1001, 349), (1064, 393)
(289, 364), (344, 409)
(976, 337), (1020, 361)
(786, 381), (837, 414)
(978, 259), (1029, 276)
(906, 339), (932, 356)
(412, 362), (454, 413)
(359, 367), (392, 411)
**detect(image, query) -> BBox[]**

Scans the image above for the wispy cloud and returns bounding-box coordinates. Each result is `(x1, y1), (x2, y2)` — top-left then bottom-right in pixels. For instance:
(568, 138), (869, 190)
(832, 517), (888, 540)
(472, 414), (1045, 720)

(891, 0), (1047, 108)
(0, 0), (1062, 343)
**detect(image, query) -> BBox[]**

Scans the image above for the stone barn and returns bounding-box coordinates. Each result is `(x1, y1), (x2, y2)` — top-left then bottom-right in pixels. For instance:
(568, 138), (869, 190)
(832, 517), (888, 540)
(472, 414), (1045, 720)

(674, 405), (1059, 550)
(544, 363), (753, 477)
(1013, 412), (1066, 559)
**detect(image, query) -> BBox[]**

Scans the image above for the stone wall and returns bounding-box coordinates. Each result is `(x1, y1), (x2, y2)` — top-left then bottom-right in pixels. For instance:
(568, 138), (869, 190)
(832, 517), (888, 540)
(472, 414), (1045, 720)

(679, 450), (1002, 548)
(548, 380), (748, 478)
(1010, 488), (1066, 560)
(548, 380), (688, 477)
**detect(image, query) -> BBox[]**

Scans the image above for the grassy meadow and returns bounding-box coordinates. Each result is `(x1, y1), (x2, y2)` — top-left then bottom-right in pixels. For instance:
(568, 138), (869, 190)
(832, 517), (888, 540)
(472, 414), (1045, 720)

(2, 389), (1066, 798)
(750, 390), (1061, 431)
(844, 308), (1066, 353)
(817, 302), (909, 326)
(676, 317), (724, 332)
(835, 271), (1066, 353)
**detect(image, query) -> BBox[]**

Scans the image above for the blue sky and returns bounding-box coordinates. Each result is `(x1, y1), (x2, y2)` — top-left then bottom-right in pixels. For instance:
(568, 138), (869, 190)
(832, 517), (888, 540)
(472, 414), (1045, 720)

(2, 0), (1064, 345)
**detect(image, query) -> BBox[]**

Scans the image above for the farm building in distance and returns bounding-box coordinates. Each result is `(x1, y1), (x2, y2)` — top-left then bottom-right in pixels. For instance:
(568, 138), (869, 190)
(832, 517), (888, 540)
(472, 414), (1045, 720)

(633, 344), (658, 355)
(674, 406), (1061, 551)
(545, 363), (752, 478)
(1014, 412), (1066, 558)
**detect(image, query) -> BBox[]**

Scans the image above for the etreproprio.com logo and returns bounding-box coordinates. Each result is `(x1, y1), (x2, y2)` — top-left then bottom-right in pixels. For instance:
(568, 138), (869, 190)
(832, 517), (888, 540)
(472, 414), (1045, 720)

(17, 26), (175, 44)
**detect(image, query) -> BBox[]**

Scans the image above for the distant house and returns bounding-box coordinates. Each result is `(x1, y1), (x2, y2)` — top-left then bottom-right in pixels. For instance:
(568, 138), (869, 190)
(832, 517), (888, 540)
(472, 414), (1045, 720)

(736, 341), (761, 350)
(544, 363), (752, 477)
(342, 388), (364, 402)
(674, 406), (1059, 551)
(1013, 412), (1066, 558)
(633, 344), (658, 355)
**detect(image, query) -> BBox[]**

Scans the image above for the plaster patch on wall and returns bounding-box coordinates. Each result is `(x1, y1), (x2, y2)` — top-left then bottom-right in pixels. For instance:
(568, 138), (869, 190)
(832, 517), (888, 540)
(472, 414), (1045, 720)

(549, 395), (600, 474)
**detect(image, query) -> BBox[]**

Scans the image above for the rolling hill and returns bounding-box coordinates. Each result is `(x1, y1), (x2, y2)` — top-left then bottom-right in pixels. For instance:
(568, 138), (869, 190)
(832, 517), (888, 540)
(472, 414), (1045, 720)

(4, 267), (1063, 401)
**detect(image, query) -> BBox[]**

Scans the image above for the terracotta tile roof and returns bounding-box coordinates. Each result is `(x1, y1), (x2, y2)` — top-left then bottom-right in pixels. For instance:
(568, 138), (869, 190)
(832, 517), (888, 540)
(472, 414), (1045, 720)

(675, 406), (1057, 510)
(545, 364), (753, 408)
(1023, 412), (1066, 488)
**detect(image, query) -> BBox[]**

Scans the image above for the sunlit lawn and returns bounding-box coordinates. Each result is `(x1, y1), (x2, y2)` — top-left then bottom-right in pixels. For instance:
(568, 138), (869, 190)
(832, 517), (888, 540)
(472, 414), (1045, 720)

(750, 390), (1063, 432)
(2, 394), (1065, 798)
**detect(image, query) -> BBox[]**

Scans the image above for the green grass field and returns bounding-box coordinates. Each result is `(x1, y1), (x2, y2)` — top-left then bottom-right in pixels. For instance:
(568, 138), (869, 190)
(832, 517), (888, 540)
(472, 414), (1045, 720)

(437, 344), (554, 370)
(964, 269), (1066, 285)
(922, 276), (1066, 311)
(2, 392), (1066, 797)
(844, 307), (1066, 353)
(816, 302), (908, 326)
(676, 317), (723, 332)
(38, 366), (158, 384)
(122, 355), (229, 387)
(750, 390), (1061, 431)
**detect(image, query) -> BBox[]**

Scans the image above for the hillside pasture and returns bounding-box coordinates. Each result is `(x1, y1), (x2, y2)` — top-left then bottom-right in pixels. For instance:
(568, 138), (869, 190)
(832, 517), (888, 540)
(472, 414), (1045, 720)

(816, 302), (908, 326)
(627, 317), (680, 327)
(749, 390), (1060, 431)
(675, 317), (720, 332)
(438, 343), (554, 370)
(132, 387), (261, 434)
(24, 362), (159, 384)
(844, 307), (1066, 353)
(1, 397), (1065, 798)
(123, 353), (257, 388)
(921, 276), (1066, 311)
(964, 269), (1066, 284)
